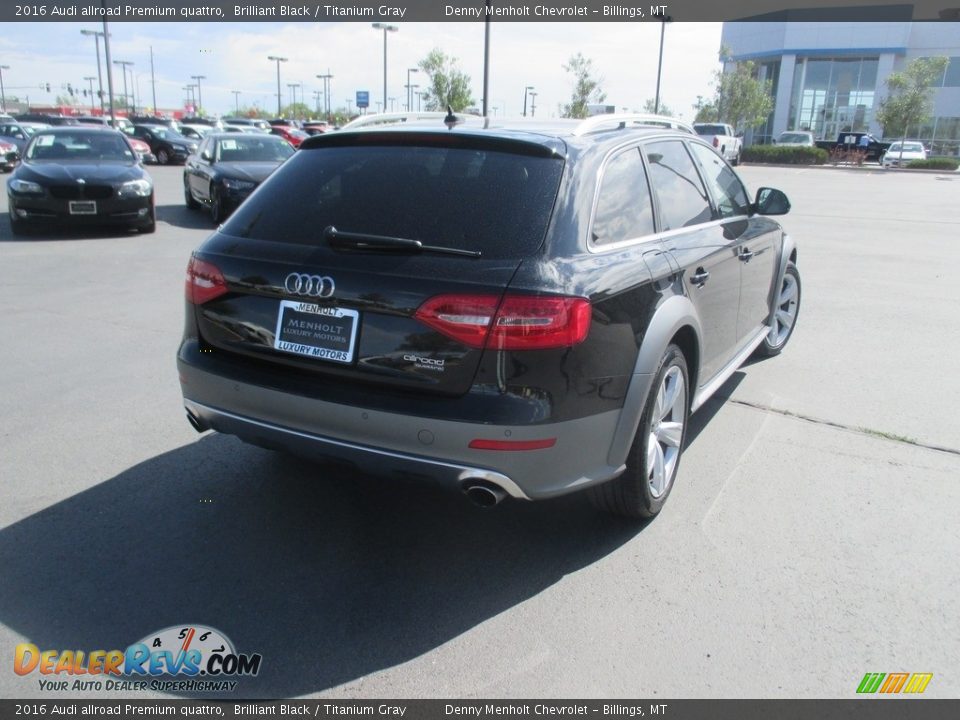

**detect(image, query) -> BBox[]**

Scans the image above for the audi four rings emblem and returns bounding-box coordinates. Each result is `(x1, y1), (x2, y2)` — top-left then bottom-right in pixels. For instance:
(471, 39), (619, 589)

(285, 272), (336, 298)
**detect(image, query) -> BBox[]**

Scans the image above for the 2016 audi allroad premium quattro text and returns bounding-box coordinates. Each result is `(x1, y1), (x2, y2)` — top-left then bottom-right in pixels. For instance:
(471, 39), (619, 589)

(178, 112), (800, 518)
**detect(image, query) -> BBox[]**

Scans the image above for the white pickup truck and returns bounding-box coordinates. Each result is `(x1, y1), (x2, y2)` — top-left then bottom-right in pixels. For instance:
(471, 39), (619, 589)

(693, 123), (743, 165)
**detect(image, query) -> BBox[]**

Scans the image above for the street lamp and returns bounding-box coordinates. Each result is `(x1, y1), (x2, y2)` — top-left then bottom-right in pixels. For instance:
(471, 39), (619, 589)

(371, 23), (398, 114)
(388, 97), (397, 112)
(654, 16), (673, 115)
(80, 29), (106, 113)
(406, 67), (419, 111)
(232, 90), (241, 115)
(523, 85), (534, 117)
(113, 60), (133, 113)
(84, 76), (97, 113)
(0, 65), (8, 113)
(316, 71), (333, 122)
(267, 56), (288, 117)
(529, 91), (538, 117)
(191, 74), (205, 115)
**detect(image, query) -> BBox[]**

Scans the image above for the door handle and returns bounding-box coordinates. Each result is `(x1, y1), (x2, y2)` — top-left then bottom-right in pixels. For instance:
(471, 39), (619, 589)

(690, 268), (710, 287)
(739, 248), (754, 262)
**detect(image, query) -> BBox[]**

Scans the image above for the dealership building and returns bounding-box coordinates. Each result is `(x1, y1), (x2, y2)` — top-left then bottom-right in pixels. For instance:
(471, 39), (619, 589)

(720, 20), (960, 152)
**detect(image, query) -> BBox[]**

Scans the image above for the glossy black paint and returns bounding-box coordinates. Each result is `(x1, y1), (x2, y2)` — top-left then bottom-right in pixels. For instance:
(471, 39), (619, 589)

(128, 125), (197, 165)
(7, 127), (154, 232)
(179, 125), (789, 428)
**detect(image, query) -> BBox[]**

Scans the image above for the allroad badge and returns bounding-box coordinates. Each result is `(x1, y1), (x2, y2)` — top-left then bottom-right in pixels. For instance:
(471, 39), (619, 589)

(284, 272), (335, 298)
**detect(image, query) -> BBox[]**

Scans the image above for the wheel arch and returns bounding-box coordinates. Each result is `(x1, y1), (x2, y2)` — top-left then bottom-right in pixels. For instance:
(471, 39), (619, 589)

(605, 294), (702, 468)
(769, 232), (797, 324)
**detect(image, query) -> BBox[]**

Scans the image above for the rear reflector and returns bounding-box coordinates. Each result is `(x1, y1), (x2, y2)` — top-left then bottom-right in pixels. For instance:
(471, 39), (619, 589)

(469, 438), (557, 451)
(185, 256), (227, 305)
(415, 294), (590, 350)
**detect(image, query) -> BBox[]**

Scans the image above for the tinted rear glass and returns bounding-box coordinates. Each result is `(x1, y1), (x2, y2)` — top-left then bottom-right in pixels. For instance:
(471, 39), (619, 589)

(221, 143), (564, 259)
(695, 124), (726, 136)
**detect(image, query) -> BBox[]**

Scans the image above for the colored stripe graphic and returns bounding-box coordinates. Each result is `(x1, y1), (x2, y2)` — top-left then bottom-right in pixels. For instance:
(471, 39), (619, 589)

(857, 673), (886, 693)
(880, 673), (910, 693)
(903, 673), (933, 694)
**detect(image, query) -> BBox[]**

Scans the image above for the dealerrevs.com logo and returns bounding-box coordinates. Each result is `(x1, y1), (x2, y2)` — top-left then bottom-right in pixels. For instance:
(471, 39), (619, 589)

(14, 625), (262, 693)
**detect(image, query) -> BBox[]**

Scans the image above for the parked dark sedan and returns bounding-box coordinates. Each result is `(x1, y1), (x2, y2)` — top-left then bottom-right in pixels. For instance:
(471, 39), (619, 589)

(7, 127), (155, 235)
(128, 125), (198, 165)
(184, 133), (294, 223)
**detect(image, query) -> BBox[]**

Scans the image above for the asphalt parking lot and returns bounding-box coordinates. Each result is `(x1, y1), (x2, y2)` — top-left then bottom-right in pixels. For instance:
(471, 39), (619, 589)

(0, 163), (958, 699)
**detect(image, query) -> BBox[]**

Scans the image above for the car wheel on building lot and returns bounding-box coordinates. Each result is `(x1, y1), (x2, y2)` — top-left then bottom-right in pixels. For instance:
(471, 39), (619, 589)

(157, 148), (170, 165)
(209, 186), (225, 224)
(589, 344), (689, 519)
(733, 149), (742, 166)
(184, 177), (199, 209)
(757, 262), (801, 357)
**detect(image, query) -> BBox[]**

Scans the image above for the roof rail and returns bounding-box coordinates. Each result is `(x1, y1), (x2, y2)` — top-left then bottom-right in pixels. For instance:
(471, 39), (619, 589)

(571, 113), (695, 137)
(340, 111), (484, 131)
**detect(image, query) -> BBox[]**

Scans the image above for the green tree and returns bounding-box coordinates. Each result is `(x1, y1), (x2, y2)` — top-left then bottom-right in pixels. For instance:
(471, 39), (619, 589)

(642, 98), (674, 117)
(714, 59), (774, 131)
(280, 102), (312, 121)
(234, 105), (269, 119)
(876, 56), (949, 163)
(418, 49), (474, 112)
(562, 53), (606, 119)
(693, 95), (718, 123)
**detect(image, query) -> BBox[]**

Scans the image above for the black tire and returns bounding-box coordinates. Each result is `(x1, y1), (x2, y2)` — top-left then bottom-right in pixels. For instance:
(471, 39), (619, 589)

(589, 344), (690, 519)
(756, 261), (801, 357)
(209, 185), (225, 224)
(732, 149), (742, 166)
(184, 176), (200, 209)
(157, 148), (170, 165)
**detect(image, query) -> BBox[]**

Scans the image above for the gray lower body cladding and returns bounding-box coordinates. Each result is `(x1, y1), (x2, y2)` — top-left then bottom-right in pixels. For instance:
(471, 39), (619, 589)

(179, 360), (627, 500)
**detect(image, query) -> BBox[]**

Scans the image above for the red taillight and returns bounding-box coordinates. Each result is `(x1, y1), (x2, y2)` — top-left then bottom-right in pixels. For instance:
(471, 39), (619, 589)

(414, 294), (591, 350)
(712, 136), (720, 148)
(185, 256), (227, 305)
(469, 438), (557, 451)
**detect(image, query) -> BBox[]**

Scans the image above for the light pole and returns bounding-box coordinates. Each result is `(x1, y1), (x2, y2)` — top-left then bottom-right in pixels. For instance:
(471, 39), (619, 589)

(190, 74), (205, 115)
(346, 98), (353, 114)
(388, 97), (397, 112)
(80, 29), (106, 113)
(113, 60), (133, 113)
(654, 16), (673, 115)
(371, 23), (398, 114)
(316, 71), (333, 122)
(232, 90), (241, 115)
(267, 56), (288, 117)
(84, 76), (96, 113)
(0, 65), (8, 113)
(529, 91), (538, 117)
(406, 67), (418, 111)
(523, 85), (534, 117)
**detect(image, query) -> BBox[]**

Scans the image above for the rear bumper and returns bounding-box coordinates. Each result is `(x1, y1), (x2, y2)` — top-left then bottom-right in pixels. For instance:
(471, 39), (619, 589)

(178, 359), (626, 500)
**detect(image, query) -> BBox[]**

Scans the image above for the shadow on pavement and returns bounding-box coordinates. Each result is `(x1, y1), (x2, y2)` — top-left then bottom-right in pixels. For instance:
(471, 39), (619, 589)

(0, 433), (643, 698)
(156, 203), (215, 231)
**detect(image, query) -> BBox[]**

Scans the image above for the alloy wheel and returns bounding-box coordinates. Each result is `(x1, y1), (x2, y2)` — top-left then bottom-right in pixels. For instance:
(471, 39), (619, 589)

(647, 366), (686, 498)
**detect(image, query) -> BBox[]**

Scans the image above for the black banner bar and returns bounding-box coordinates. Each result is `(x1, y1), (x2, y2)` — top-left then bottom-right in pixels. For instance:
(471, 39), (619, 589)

(2, 700), (959, 719)
(1, 0), (958, 23)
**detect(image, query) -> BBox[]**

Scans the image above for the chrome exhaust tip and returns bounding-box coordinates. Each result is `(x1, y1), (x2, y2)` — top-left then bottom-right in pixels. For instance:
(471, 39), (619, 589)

(185, 409), (208, 434)
(462, 481), (508, 508)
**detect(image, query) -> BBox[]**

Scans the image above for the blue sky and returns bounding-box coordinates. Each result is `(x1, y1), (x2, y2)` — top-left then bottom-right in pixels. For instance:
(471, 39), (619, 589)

(1, 21), (723, 117)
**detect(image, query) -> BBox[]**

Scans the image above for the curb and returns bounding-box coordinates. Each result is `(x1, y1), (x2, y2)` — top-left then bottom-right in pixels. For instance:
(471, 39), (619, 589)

(740, 163), (959, 174)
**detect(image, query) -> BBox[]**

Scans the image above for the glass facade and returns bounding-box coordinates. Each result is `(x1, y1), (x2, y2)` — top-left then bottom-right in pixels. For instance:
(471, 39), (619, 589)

(787, 57), (880, 140)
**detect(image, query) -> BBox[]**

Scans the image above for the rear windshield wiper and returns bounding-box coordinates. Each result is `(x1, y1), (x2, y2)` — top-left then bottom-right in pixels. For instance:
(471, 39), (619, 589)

(324, 225), (481, 258)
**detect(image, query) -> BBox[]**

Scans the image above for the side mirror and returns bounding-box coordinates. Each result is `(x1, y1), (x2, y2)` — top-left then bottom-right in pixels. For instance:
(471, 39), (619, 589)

(200, 150), (213, 162)
(754, 187), (790, 215)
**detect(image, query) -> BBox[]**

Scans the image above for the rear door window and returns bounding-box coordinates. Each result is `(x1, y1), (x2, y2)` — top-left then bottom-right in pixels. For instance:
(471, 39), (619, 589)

(591, 147), (655, 246)
(644, 140), (713, 230)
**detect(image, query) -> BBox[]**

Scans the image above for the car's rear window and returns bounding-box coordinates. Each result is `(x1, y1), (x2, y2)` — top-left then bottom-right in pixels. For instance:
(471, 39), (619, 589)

(695, 124), (726, 136)
(221, 143), (564, 259)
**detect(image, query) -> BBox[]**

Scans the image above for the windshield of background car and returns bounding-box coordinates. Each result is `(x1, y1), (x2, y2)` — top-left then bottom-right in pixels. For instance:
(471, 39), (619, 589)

(221, 143), (564, 259)
(150, 127), (182, 141)
(215, 136), (295, 162)
(889, 142), (923, 152)
(695, 124), (726, 136)
(778, 133), (810, 143)
(25, 132), (135, 162)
